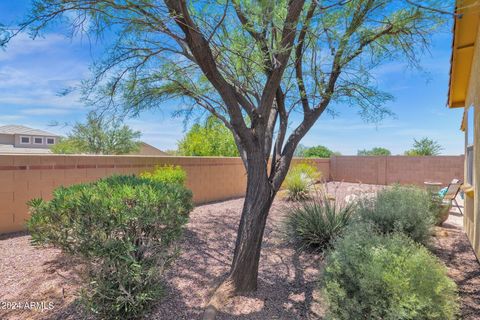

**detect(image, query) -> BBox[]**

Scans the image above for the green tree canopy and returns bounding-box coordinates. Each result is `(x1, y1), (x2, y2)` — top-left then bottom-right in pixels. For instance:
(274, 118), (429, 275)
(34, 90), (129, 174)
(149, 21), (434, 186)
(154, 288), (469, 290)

(52, 112), (141, 155)
(357, 147), (392, 156)
(300, 145), (339, 158)
(404, 137), (443, 156)
(178, 116), (239, 157)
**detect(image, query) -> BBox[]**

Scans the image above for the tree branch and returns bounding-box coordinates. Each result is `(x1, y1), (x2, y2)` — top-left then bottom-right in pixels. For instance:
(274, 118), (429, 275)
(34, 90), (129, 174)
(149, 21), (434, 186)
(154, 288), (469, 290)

(164, 0), (253, 148)
(295, 1), (317, 114)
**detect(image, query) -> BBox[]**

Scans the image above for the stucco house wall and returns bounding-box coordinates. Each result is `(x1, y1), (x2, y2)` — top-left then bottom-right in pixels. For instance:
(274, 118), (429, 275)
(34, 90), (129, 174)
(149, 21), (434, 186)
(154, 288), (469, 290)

(0, 125), (60, 153)
(13, 134), (58, 149)
(0, 134), (15, 145)
(464, 22), (480, 259)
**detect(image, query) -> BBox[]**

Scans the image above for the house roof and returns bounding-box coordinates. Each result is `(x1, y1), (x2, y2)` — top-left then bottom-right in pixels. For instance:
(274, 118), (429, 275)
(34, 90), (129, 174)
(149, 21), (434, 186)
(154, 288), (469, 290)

(131, 142), (169, 156)
(0, 144), (53, 154)
(0, 125), (59, 137)
(448, 0), (480, 108)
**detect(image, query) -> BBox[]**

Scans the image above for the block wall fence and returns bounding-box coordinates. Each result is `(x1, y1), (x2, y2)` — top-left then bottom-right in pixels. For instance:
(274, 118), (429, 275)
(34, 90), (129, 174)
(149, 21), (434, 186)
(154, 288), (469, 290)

(0, 154), (462, 234)
(330, 155), (464, 186)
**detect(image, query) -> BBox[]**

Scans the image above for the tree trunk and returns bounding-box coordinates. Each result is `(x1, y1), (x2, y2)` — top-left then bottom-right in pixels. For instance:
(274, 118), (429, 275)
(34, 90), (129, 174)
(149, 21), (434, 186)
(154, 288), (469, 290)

(228, 153), (276, 293)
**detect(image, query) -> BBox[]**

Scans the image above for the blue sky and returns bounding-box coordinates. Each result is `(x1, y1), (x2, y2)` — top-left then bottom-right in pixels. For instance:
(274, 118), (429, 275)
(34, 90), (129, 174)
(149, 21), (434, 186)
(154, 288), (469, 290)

(0, 1), (465, 155)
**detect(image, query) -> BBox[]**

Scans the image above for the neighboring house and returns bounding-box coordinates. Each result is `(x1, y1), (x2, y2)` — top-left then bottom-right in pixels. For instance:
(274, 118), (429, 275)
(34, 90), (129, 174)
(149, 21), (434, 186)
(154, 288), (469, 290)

(131, 142), (169, 156)
(0, 125), (59, 154)
(448, 0), (479, 259)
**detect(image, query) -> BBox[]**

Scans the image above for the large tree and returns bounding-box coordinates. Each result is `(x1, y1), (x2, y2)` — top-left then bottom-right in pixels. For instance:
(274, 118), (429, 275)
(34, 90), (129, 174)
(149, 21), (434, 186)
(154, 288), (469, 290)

(52, 112), (141, 154)
(358, 147), (392, 156)
(1, 0), (447, 309)
(178, 116), (239, 156)
(405, 137), (443, 156)
(302, 145), (339, 158)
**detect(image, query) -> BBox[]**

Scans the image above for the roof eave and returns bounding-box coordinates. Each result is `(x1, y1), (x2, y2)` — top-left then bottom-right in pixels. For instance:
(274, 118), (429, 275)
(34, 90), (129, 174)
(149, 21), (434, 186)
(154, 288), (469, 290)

(448, 0), (480, 108)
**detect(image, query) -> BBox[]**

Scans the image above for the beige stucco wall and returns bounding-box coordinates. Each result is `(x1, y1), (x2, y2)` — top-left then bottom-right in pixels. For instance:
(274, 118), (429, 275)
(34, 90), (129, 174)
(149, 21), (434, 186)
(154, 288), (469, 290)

(464, 22), (480, 259)
(0, 134), (14, 145)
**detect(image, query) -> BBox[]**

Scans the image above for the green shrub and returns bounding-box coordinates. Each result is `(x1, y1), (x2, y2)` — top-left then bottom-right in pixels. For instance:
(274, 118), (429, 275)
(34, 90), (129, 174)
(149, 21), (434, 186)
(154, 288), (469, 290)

(140, 165), (187, 185)
(355, 185), (435, 244)
(283, 197), (355, 252)
(283, 163), (321, 201)
(27, 175), (193, 320)
(322, 224), (459, 320)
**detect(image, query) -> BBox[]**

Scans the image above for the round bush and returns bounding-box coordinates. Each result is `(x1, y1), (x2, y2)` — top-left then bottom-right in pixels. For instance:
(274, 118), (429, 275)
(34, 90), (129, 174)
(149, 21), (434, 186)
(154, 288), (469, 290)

(322, 225), (459, 320)
(283, 197), (355, 252)
(355, 185), (435, 244)
(27, 175), (193, 320)
(139, 165), (187, 185)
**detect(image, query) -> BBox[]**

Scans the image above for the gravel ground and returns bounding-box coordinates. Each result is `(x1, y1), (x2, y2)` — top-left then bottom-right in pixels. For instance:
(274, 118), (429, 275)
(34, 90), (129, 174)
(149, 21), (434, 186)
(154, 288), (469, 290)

(0, 232), (84, 320)
(0, 182), (478, 320)
(431, 204), (480, 319)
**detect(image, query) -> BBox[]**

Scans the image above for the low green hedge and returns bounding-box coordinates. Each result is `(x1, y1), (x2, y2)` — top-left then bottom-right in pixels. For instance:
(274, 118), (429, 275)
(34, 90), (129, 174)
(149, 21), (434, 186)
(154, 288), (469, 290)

(322, 224), (459, 320)
(139, 164), (187, 185)
(355, 185), (435, 244)
(27, 175), (193, 320)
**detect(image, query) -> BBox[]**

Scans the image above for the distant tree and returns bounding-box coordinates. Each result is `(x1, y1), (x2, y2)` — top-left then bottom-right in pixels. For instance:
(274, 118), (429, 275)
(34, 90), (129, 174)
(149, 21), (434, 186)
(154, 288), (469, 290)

(52, 112), (141, 155)
(358, 147), (392, 156)
(294, 144), (308, 157)
(404, 138), (443, 156)
(164, 149), (180, 156)
(51, 138), (80, 154)
(303, 145), (339, 158)
(178, 116), (239, 157)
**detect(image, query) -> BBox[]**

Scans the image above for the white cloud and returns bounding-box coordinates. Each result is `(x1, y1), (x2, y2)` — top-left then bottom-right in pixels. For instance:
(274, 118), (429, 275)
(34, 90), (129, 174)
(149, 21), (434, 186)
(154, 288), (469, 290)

(0, 94), (84, 109)
(0, 32), (67, 61)
(0, 61), (87, 111)
(20, 108), (74, 115)
(0, 30), (91, 120)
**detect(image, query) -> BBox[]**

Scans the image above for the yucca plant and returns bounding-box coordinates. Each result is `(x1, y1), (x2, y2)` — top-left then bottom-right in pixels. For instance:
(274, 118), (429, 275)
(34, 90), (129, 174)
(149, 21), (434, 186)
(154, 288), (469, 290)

(283, 163), (321, 201)
(283, 197), (355, 252)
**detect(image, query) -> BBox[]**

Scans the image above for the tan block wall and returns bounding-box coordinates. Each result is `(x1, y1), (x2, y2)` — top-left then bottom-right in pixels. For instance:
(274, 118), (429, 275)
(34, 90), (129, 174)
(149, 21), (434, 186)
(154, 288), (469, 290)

(0, 154), (464, 234)
(0, 155), (245, 234)
(330, 156), (464, 186)
(0, 155), (332, 234)
(291, 158), (330, 181)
